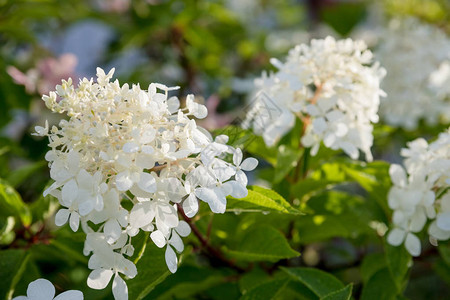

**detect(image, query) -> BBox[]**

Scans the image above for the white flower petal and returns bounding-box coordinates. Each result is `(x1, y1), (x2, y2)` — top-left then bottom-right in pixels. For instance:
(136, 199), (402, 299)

(112, 275), (128, 300)
(387, 228), (406, 246)
(175, 221), (191, 237)
(233, 148), (243, 166)
(169, 231), (184, 252)
(69, 212), (80, 232)
(436, 212), (450, 231)
(151, 230), (167, 248)
(87, 269), (114, 290)
(389, 164), (407, 187)
(123, 142), (139, 153)
(116, 171), (133, 192)
(165, 245), (178, 273)
(137, 172), (156, 193)
(183, 193), (199, 218)
(116, 256), (137, 278)
(105, 219), (122, 244)
(224, 181), (248, 199)
(61, 179), (78, 206)
(27, 279), (55, 300)
(53, 290), (84, 300)
(235, 170), (248, 186)
(405, 233), (421, 257)
(130, 203), (155, 229)
(240, 157), (258, 171)
(195, 187), (226, 214)
(55, 209), (70, 227)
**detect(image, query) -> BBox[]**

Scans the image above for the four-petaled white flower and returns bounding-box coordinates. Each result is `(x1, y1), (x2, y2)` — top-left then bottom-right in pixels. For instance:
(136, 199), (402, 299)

(13, 278), (83, 300)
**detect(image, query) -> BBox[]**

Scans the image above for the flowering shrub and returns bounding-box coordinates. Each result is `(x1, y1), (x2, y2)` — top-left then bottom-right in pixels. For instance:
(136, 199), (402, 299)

(1, 1), (450, 299)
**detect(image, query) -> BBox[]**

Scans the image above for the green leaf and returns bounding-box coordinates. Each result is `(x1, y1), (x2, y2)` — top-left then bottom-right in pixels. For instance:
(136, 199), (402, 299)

(224, 225), (299, 262)
(342, 161), (391, 217)
(438, 244), (450, 266)
(0, 216), (15, 245)
(227, 186), (301, 215)
(361, 268), (398, 300)
(6, 161), (46, 188)
(321, 284), (353, 300)
(385, 243), (411, 292)
(127, 243), (172, 300)
(0, 179), (31, 226)
(29, 183), (59, 222)
(360, 253), (386, 284)
(145, 264), (234, 300)
(240, 278), (290, 300)
(434, 258), (450, 285)
(238, 267), (271, 294)
(281, 267), (345, 298)
(291, 178), (338, 202)
(0, 249), (30, 300)
(295, 191), (375, 243)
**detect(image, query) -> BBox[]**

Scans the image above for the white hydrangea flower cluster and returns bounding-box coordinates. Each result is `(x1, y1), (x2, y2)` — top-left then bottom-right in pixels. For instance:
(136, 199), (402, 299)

(37, 68), (257, 299)
(387, 128), (450, 256)
(244, 36), (385, 161)
(375, 18), (450, 130)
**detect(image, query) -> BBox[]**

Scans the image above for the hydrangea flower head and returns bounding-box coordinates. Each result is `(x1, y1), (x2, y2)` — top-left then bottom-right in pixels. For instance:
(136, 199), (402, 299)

(37, 68), (257, 299)
(244, 36), (385, 161)
(387, 127), (450, 256)
(376, 18), (450, 129)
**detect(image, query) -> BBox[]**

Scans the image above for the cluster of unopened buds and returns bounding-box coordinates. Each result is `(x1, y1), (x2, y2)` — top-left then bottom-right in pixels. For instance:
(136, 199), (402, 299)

(244, 36), (385, 161)
(36, 68), (257, 299)
(387, 127), (450, 256)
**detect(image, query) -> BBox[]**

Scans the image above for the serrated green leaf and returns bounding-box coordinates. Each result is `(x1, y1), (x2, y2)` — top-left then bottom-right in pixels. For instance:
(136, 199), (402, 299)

(224, 225), (299, 262)
(321, 284), (353, 300)
(127, 243), (172, 300)
(281, 267), (344, 298)
(0, 249), (30, 300)
(0, 179), (31, 226)
(227, 186), (301, 215)
(240, 278), (290, 300)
